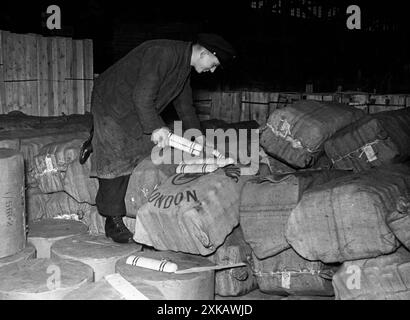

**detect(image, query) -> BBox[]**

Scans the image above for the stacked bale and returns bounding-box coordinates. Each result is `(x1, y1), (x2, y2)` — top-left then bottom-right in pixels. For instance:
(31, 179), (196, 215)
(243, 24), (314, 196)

(134, 170), (241, 255)
(207, 226), (258, 297)
(3, 104), (410, 300)
(253, 100), (410, 299)
(332, 247), (410, 300)
(260, 100), (365, 168)
(324, 108), (410, 172)
(286, 164), (410, 263)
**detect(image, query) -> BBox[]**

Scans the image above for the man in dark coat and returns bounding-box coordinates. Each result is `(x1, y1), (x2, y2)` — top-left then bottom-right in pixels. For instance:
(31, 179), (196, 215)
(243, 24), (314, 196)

(89, 33), (236, 243)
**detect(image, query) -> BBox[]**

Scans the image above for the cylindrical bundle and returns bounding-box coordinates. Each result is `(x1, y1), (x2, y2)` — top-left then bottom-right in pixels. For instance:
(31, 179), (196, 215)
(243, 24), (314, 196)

(126, 256), (178, 273)
(0, 258), (93, 300)
(179, 157), (235, 167)
(168, 132), (224, 159)
(176, 163), (219, 174)
(0, 149), (26, 258)
(251, 248), (336, 296)
(116, 250), (215, 300)
(333, 247), (410, 300)
(51, 234), (142, 281)
(168, 133), (203, 156)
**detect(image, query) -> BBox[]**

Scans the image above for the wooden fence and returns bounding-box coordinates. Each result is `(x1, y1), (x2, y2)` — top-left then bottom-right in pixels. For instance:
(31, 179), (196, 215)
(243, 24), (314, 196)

(0, 30), (93, 116)
(193, 90), (410, 125)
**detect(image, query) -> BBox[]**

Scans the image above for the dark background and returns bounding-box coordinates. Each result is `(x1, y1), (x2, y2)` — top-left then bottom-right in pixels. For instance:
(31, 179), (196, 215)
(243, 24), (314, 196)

(1, 0), (409, 93)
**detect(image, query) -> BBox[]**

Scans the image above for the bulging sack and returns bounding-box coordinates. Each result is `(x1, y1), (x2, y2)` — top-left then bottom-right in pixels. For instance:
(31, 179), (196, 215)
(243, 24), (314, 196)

(208, 226), (258, 297)
(332, 247), (410, 300)
(31, 138), (87, 193)
(324, 109), (410, 172)
(134, 171), (241, 255)
(286, 164), (410, 263)
(386, 192), (410, 251)
(125, 154), (178, 218)
(251, 248), (336, 296)
(240, 170), (350, 259)
(260, 100), (364, 168)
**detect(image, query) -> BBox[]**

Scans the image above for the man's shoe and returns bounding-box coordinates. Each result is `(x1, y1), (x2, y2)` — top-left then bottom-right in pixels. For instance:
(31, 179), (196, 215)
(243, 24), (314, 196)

(105, 216), (134, 243)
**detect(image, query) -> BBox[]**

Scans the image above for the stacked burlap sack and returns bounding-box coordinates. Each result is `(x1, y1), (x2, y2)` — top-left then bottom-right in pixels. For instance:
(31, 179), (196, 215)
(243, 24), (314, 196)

(257, 101), (410, 299)
(8, 104), (410, 300)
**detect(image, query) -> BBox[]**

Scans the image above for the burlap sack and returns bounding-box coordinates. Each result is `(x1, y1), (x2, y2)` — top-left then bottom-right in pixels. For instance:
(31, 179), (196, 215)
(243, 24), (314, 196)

(325, 109), (410, 172)
(207, 226), (258, 297)
(251, 248), (336, 296)
(240, 170), (350, 259)
(125, 153), (178, 218)
(286, 164), (410, 263)
(260, 100), (364, 168)
(134, 170), (241, 255)
(332, 247), (410, 300)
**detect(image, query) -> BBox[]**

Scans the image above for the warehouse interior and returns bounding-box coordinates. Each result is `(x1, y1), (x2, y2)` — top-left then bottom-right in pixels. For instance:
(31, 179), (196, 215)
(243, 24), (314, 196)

(0, 0), (410, 304)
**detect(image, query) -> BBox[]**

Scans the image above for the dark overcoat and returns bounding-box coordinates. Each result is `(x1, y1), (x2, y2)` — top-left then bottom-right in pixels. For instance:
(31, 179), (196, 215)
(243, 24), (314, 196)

(90, 40), (201, 179)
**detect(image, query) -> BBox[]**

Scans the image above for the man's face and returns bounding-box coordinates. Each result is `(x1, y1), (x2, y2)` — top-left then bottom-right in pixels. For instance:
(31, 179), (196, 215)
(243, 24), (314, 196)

(194, 51), (220, 73)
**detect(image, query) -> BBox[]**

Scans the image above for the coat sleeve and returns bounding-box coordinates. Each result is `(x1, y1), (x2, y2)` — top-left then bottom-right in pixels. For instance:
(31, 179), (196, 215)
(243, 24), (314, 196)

(173, 75), (202, 132)
(132, 48), (167, 134)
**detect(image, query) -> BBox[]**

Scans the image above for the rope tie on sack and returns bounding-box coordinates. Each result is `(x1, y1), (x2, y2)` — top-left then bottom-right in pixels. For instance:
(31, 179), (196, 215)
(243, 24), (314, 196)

(265, 122), (319, 154)
(331, 139), (381, 164)
(251, 268), (334, 280)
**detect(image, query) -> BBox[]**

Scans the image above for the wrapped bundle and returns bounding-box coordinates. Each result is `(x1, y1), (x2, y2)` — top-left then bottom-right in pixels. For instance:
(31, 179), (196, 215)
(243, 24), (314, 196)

(260, 100), (364, 168)
(134, 171), (241, 256)
(325, 109), (410, 172)
(332, 247), (410, 300)
(240, 170), (349, 259)
(286, 164), (410, 263)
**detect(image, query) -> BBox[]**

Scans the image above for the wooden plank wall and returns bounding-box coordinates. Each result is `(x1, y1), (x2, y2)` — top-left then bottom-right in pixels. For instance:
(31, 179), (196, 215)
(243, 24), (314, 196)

(193, 90), (410, 125)
(0, 30), (93, 116)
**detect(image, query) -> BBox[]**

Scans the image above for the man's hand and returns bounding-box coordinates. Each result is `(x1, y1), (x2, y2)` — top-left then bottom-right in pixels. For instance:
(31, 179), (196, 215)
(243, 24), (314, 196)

(151, 127), (170, 148)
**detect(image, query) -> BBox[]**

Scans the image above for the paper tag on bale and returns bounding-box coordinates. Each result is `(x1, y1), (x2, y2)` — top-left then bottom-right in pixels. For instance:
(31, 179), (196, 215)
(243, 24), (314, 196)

(363, 145), (377, 162)
(45, 155), (57, 172)
(281, 272), (291, 289)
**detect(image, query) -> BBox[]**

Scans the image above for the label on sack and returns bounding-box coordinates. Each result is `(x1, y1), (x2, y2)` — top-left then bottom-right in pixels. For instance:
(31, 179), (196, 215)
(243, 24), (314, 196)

(278, 119), (291, 138)
(281, 272), (291, 289)
(45, 155), (57, 172)
(363, 145), (378, 162)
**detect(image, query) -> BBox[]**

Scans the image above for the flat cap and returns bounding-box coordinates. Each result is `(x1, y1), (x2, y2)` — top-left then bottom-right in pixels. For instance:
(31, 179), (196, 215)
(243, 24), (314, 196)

(197, 33), (237, 67)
